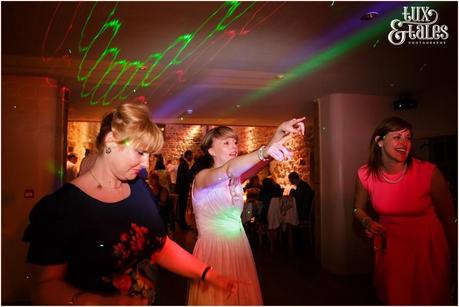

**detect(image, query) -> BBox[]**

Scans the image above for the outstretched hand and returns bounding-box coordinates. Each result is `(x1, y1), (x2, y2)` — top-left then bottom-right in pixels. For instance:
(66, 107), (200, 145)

(277, 117), (306, 137)
(265, 117), (306, 161)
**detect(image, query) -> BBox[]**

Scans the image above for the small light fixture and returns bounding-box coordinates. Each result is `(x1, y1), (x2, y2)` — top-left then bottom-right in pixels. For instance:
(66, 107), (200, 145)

(360, 11), (379, 21)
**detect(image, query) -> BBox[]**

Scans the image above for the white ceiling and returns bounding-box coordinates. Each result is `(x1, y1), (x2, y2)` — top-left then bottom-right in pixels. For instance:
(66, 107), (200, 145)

(2, 1), (457, 126)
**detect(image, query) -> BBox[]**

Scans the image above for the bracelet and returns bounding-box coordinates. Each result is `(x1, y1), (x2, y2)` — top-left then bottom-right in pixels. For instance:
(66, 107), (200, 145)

(201, 266), (213, 281)
(257, 145), (269, 162)
(68, 290), (85, 305)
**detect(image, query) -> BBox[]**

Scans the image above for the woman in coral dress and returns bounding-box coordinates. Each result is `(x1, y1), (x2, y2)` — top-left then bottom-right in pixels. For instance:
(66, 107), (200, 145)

(353, 117), (456, 305)
(187, 117), (305, 305)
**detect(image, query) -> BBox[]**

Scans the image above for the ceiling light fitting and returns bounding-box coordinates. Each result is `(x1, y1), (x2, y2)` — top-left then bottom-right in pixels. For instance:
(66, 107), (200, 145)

(360, 11), (379, 21)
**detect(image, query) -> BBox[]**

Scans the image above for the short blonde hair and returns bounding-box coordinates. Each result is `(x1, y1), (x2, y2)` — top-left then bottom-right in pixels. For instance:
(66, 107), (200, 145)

(96, 102), (163, 154)
(201, 126), (238, 152)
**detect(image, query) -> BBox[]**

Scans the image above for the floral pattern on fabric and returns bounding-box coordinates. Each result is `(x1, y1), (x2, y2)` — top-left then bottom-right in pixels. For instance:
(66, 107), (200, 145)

(102, 223), (165, 304)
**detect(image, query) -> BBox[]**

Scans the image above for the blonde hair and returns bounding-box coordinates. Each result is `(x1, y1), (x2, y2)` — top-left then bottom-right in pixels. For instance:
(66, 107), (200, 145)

(201, 126), (238, 153)
(95, 102), (164, 154)
(200, 126), (238, 167)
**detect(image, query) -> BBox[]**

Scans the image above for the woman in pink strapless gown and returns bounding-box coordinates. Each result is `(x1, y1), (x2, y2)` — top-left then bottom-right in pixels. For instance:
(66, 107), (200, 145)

(353, 117), (456, 305)
(187, 117), (305, 305)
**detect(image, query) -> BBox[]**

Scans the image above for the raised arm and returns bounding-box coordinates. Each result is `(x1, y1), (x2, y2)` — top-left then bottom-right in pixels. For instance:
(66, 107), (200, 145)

(195, 117), (305, 191)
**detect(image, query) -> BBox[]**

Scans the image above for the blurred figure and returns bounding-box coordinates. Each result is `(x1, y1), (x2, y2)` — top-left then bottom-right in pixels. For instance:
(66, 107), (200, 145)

(166, 158), (178, 193)
(65, 152), (78, 182)
(288, 172), (314, 223)
(258, 177), (276, 226)
(148, 171), (171, 232)
(353, 117), (456, 305)
(176, 150), (193, 230)
(244, 175), (261, 191)
(153, 154), (171, 192)
(188, 151), (212, 183)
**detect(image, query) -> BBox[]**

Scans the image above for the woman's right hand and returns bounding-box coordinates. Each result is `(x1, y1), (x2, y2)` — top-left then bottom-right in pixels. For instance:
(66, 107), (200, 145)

(364, 220), (386, 238)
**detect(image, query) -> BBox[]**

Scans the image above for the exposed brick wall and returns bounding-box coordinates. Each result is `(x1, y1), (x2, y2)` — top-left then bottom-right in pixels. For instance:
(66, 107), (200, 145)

(68, 120), (314, 191)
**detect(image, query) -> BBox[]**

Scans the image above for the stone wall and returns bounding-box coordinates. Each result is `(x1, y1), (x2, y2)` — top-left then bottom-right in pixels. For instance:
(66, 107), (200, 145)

(67, 120), (314, 191)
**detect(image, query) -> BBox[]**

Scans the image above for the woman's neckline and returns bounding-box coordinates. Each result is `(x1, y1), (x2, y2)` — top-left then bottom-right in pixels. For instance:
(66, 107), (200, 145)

(67, 182), (132, 205)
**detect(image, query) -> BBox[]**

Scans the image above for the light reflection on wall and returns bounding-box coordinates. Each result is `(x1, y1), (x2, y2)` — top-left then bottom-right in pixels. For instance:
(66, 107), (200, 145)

(67, 121), (312, 189)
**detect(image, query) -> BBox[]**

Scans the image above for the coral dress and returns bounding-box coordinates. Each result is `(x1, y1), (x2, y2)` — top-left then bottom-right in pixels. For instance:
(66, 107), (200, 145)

(187, 178), (263, 305)
(358, 159), (451, 305)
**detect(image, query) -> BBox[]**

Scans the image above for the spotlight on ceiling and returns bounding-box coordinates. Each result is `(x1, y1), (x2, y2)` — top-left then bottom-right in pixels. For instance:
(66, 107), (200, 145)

(360, 11), (379, 20)
(178, 109), (193, 121)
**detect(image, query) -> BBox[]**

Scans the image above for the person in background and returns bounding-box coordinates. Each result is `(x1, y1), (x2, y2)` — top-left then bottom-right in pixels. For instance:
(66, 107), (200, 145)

(288, 172), (314, 223)
(148, 171), (171, 233)
(153, 154), (171, 192)
(166, 158), (178, 193)
(244, 175), (262, 192)
(65, 153), (78, 182)
(188, 150), (213, 183)
(258, 177), (276, 226)
(353, 116), (457, 305)
(187, 117), (305, 305)
(22, 102), (237, 305)
(176, 150), (193, 230)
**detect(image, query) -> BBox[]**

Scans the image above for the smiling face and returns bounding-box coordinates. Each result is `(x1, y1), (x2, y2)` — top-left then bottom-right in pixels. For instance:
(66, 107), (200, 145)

(377, 128), (412, 164)
(208, 136), (239, 167)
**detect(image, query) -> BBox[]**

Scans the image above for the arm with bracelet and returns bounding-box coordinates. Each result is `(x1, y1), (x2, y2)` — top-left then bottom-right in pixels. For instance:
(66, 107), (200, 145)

(353, 176), (386, 237)
(194, 117), (305, 191)
(153, 237), (237, 292)
(28, 237), (237, 305)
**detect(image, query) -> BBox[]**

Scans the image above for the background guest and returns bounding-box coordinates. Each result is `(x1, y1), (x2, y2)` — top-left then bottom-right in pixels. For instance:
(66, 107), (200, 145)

(176, 150), (193, 230)
(288, 171), (314, 223)
(166, 158), (178, 193)
(65, 152), (78, 182)
(153, 154), (171, 192)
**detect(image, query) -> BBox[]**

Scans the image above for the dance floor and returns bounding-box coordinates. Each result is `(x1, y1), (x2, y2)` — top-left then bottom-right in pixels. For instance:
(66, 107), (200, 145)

(157, 225), (383, 306)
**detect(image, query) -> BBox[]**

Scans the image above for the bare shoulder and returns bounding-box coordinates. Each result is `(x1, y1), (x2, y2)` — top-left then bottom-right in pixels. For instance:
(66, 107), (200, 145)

(194, 168), (210, 183)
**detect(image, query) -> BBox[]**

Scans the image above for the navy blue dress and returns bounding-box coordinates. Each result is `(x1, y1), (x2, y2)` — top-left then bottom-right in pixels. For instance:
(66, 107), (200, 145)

(23, 177), (166, 296)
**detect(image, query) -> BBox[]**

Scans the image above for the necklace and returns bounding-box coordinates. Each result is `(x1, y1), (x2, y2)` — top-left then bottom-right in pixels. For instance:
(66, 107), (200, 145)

(89, 169), (103, 189)
(381, 164), (407, 184)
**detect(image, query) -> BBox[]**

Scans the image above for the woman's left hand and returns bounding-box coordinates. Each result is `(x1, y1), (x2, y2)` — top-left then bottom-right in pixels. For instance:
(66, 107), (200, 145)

(276, 117), (306, 138)
(265, 117), (306, 161)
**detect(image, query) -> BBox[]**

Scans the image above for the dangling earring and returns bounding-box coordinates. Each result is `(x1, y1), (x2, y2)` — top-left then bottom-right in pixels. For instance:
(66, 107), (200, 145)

(105, 147), (112, 154)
